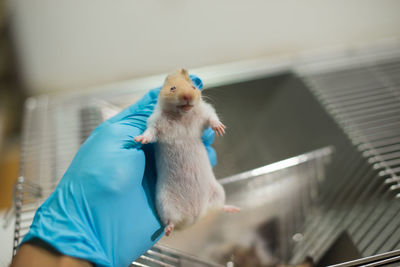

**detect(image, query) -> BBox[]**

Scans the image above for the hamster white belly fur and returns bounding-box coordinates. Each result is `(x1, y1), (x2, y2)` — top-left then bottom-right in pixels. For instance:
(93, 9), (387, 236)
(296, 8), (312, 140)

(154, 106), (225, 229)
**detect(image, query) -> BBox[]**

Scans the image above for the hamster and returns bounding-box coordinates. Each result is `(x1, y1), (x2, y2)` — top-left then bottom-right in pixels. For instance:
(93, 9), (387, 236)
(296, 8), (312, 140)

(134, 69), (240, 236)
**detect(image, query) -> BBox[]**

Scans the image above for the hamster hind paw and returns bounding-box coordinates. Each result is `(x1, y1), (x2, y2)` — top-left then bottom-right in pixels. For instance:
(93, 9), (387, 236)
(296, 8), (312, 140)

(134, 135), (150, 144)
(222, 205), (241, 213)
(164, 222), (175, 236)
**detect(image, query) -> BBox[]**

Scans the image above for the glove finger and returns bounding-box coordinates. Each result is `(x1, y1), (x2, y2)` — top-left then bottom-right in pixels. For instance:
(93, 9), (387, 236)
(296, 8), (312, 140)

(202, 127), (215, 146)
(190, 74), (203, 90)
(205, 145), (217, 167)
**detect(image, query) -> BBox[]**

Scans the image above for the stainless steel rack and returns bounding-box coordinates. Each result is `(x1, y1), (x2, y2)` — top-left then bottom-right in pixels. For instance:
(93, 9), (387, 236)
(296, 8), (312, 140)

(302, 60), (400, 198)
(328, 249), (400, 267)
(291, 52), (400, 266)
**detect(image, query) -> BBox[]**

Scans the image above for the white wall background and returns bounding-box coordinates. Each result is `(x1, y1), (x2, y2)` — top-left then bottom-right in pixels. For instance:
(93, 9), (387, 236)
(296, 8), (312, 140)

(8, 0), (400, 94)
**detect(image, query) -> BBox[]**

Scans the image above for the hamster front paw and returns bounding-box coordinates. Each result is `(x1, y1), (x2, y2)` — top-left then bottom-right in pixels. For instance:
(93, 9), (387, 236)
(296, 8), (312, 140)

(134, 135), (151, 144)
(211, 120), (226, 136)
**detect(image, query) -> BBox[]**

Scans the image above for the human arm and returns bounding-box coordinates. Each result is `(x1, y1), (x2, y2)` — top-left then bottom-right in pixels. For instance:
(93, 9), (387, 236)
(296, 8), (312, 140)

(12, 242), (93, 267)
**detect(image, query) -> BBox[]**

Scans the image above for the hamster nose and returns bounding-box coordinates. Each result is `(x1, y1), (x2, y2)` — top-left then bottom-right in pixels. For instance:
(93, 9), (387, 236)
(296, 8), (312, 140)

(182, 94), (192, 102)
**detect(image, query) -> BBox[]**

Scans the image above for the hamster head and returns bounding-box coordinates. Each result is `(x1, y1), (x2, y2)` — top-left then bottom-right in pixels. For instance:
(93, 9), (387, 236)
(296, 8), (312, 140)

(159, 68), (201, 113)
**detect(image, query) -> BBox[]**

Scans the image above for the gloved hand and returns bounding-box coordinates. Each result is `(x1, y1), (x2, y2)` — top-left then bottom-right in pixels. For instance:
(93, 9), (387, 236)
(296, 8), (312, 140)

(21, 75), (216, 267)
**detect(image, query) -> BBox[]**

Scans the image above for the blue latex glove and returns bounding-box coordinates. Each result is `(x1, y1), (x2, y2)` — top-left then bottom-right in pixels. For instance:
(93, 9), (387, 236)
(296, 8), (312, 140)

(21, 75), (216, 267)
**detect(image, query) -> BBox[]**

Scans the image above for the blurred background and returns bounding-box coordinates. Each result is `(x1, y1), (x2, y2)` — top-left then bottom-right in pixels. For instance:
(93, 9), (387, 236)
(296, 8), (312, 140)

(1, 0), (400, 266)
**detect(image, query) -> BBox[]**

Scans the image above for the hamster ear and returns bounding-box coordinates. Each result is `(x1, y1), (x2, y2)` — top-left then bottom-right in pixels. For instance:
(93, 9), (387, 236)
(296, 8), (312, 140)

(178, 68), (190, 81)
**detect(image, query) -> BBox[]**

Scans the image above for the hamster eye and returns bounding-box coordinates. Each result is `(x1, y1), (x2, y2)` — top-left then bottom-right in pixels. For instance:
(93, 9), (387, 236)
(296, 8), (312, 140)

(192, 86), (196, 90)
(170, 86), (176, 92)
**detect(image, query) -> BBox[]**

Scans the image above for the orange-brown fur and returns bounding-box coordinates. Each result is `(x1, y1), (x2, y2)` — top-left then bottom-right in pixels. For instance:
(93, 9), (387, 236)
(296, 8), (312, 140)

(159, 69), (202, 113)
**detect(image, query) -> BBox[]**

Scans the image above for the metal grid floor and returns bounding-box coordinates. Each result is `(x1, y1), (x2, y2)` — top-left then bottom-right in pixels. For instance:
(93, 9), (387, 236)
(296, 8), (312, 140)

(291, 56), (400, 266)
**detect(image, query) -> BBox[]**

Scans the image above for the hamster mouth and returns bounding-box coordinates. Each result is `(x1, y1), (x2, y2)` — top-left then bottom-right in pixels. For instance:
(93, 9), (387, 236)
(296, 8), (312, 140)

(178, 104), (193, 112)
